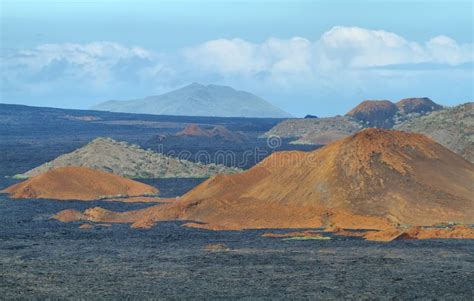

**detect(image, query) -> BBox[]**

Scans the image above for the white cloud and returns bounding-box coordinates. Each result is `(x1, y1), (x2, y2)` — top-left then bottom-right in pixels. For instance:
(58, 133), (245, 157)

(1, 26), (472, 109)
(4, 42), (157, 88)
(426, 35), (474, 65)
(183, 37), (313, 78)
(184, 26), (473, 75)
(318, 26), (473, 68)
(318, 26), (425, 68)
(183, 38), (264, 75)
(4, 27), (471, 86)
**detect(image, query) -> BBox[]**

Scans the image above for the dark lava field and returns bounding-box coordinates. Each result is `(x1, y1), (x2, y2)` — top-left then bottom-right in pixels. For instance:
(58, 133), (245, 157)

(1, 104), (473, 299)
(1, 192), (473, 299)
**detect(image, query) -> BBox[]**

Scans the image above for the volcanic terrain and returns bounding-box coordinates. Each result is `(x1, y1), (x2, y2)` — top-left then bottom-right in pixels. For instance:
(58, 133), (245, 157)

(56, 129), (474, 234)
(395, 102), (473, 163)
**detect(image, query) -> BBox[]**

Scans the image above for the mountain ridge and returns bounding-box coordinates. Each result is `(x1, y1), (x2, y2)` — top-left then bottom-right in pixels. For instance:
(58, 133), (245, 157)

(93, 83), (291, 118)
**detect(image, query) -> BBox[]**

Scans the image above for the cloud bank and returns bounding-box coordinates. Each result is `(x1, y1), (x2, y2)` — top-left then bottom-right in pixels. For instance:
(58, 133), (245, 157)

(1, 26), (473, 114)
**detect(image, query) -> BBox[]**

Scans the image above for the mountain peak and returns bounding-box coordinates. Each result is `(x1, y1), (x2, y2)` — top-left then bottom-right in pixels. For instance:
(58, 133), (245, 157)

(335, 128), (438, 174)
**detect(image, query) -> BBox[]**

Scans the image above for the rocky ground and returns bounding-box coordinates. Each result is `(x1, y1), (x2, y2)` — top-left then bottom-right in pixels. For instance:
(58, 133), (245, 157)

(21, 137), (240, 179)
(1, 104), (473, 299)
(263, 116), (361, 141)
(1, 190), (473, 299)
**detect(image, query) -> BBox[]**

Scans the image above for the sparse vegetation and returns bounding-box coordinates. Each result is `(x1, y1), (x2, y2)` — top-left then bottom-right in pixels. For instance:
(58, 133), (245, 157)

(20, 137), (240, 179)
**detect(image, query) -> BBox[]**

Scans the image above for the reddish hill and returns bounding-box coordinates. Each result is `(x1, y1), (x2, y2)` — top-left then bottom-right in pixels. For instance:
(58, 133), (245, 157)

(396, 97), (442, 114)
(209, 125), (247, 142)
(176, 124), (212, 137)
(2, 166), (158, 201)
(57, 129), (474, 230)
(346, 100), (398, 128)
(176, 124), (247, 142)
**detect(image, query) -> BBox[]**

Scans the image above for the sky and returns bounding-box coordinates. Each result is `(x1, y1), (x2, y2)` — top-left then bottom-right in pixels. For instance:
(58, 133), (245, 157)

(1, 0), (473, 116)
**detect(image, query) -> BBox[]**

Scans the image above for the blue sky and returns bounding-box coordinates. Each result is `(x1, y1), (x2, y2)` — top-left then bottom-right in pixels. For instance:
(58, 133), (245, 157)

(1, 0), (473, 116)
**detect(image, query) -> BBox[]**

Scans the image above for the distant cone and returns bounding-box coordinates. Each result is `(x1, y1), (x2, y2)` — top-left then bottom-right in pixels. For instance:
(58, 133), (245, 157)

(176, 124), (212, 137)
(346, 100), (398, 128)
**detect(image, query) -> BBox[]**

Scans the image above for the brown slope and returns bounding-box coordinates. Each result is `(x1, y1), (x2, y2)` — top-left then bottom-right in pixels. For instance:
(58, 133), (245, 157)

(55, 129), (474, 229)
(2, 166), (158, 201)
(346, 100), (398, 128)
(209, 125), (247, 142)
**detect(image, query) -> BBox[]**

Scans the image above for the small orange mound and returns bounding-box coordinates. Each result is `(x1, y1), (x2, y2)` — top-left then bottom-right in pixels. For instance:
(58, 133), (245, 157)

(104, 196), (163, 203)
(262, 230), (324, 238)
(176, 124), (211, 137)
(2, 166), (158, 201)
(54, 209), (85, 222)
(79, 224), (94, 229)
(176, 124), (246, 142)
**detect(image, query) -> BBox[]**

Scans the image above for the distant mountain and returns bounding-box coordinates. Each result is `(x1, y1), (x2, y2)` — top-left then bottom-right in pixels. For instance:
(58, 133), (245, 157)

(19, 137), (240, 179)
(395, 103), (473, 163)
(92, 83), (291, 118)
